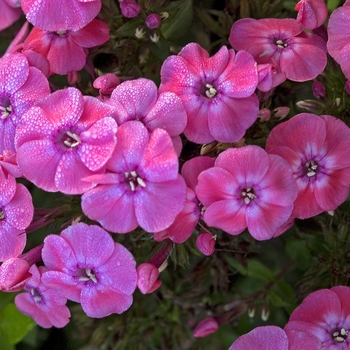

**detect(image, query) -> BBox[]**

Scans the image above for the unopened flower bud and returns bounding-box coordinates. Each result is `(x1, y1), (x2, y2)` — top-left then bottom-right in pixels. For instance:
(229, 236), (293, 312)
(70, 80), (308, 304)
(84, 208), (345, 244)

(120, 0), (141, 18)
(272, 106), (290, 120)
(137, 263), (162, 294)
(196, 233), (216, 256)
(331, 97), (341, 108)
(160, 11), (169, 20)
(193, 317), (219, 338)
(248, 307), (256, 318)
(145, 13), (161, 29)
(312, 81), (326, 99)
(258, 108), (271, 122)
(296, 99), (324, 113)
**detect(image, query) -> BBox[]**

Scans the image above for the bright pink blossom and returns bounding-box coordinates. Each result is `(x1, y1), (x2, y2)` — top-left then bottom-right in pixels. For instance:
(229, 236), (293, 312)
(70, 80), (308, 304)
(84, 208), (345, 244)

(137, 263), (162, 294)
(0, 0), (22, 31)
(196, 233), (215, 256)
(108, 78), (187, 156)
(229, 18), (327, 82)
(285, 286), (350, 348)
(193, 317), (219, 338)
(159, 43), (259, 143)
(295, 0), (328, 30)
(15, 265), (70, 328)
(21, 0), (102, 31)
(196, 146), (298, 240)
(15, 88), (118, 194)
(0, 173), (34, 262)
(23, 19), (110, 75)
(41, 223), (137, 318)
(266, 113), (350, 219)
(327, 3), (350, 80)
(153, 156), (214, 243)
(229, 325), (321, 349)
(0, 53), (50, 153)
(81, 121), (186, 233)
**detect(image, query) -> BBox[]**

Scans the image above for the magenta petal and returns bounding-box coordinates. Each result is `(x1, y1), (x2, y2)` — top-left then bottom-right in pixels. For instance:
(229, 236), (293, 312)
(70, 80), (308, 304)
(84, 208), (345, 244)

(4, 184), (34, 230)
(229, 326), (289, 350)
(139, 128), (179, 182)
(286, 329), (322, 350)
(81, 184), (138, 234)
(70, 19), (109, 47)
(134, 177), (186, 232)
(204, 199), (247, 235)
(0, 174), (16, 206)
(81, 287), (133, 318)
(41, 271), (81, 302)
(196, 233), (215, 256)
(0, 258), (31, 292)
(60, 223), (115, 267)
(79, 117), (117, 171)
(97, 242), (137, 295)
(0, 226), (26, 262)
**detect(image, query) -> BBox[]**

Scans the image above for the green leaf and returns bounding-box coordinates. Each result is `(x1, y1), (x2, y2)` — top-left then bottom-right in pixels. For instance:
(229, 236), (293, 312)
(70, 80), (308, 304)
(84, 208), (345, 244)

(225, 256), (248, 276)
(0, 334), (14, 350)
(0, 303), (36, 344)
(247, 259), (274, 282)
(161, 0), (193, 41)
(268, 290), (290, 308)
(115, 19), (144, 38)
(285, 240), (312, 269)
(327, 0), (341, 11)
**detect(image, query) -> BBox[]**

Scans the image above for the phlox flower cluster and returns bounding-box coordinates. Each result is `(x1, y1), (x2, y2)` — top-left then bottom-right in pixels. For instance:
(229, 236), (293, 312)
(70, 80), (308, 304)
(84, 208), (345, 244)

(1, 0), (350, 343)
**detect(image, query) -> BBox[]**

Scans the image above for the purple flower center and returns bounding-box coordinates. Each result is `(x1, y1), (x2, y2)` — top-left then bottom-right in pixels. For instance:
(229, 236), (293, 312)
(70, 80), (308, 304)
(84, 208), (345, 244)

(332, 328), (348, 343)
(204, 83), (217, 98)
(275, 39), (288, 49)
(0, 96), (12, 120)
(124, 170), (146, 191)
(304, 160), (318, 177)
(63, 131), (81, 148)
(30, 288), (43, 303)
(78, 268), (98, 283)
(241, 187), (256, 204)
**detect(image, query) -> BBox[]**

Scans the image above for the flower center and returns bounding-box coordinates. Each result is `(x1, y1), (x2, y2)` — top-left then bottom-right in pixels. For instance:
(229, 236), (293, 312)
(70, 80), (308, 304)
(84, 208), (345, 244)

(30, 288), (42, 302)
(275, 39), (288, 49)
(332, 328), (348, 343)
(0, 209), (5, 220)
(124, 171), (146, 191)
(56, 30), (68, 36)
(241, 187), (256, 204)
(78, 268), (98, 283)
(205, 83), (217, 98)
(63, 131), (81, 148)
(0, 96), (12, 120)
(304, 160), (318, 177)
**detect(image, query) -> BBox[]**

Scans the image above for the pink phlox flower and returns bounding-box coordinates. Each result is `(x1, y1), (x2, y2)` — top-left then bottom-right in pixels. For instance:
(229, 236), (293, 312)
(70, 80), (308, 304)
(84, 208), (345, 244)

(15, 87), (118, 194)
(284, 286), (350, 348)
(0, 173), (34, 262)
(295, 0), (328, 30)
(196, 232), (215, 256)
(136, 263), (162, 294)
(266, 113), (350, 219)
(229, 18), (327, 82)
(41, 223), (137, 318)
(0, 53), (50, 153)
(327, 3), (350, 80)
(119, 0), (141, 18)
(159, 43), (259, 144)
(93, 74), (120, 100)
(15, 265), (70, 328)
(0, 0), (22, 31)
(108, 78), (187, 156)
(81, 121), (186, 233)
(153, 156), (215, 243)
(193, 317), (219, 338)
(196, 146), (298, 241)
(229, 326), (289, 350)
(23, 19), (110, 75)
(21, 0), (101, 31)
(0, 150), (22, 178)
